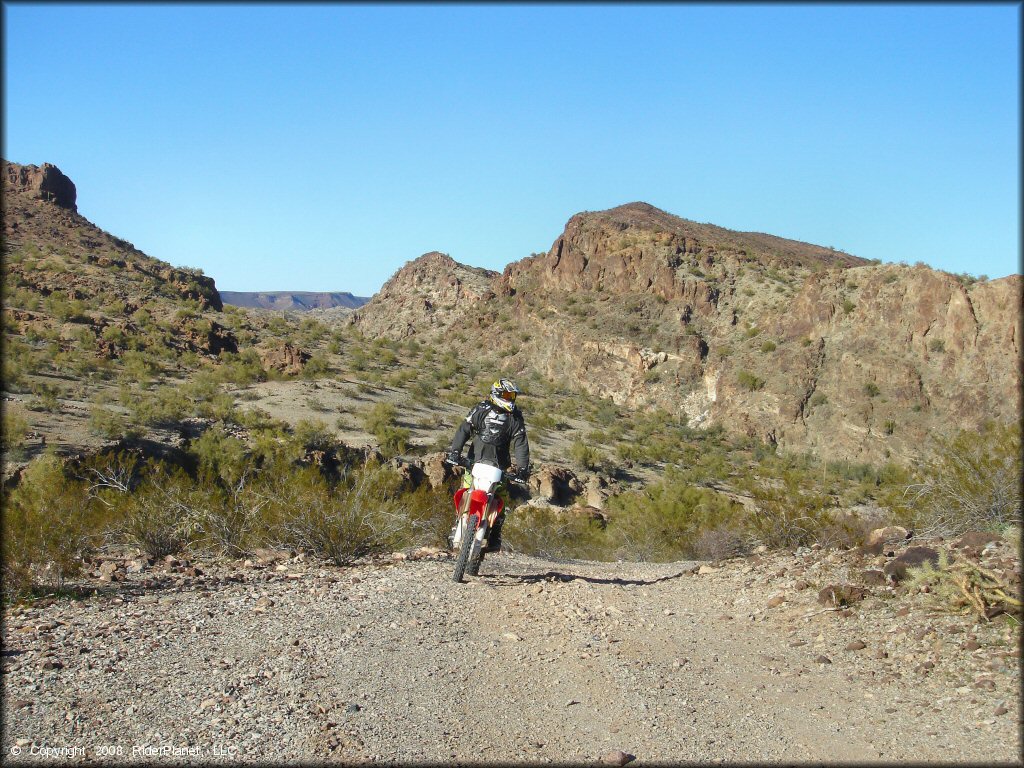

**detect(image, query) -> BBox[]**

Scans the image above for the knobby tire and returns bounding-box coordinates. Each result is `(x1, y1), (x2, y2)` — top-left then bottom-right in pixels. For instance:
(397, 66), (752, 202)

(453, 516), (478, 583)
(467, 522), (487, 576)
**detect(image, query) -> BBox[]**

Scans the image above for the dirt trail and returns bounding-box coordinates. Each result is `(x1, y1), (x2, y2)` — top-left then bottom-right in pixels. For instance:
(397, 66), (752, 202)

(2, 550), (1020, 764)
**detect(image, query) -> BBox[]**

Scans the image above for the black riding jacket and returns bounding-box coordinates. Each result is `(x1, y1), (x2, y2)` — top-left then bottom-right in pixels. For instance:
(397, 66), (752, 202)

(450, 401), (529, 472)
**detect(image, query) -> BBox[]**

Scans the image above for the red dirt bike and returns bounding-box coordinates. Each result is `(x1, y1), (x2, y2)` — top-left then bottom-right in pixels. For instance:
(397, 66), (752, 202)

(445, 457), (525, 583)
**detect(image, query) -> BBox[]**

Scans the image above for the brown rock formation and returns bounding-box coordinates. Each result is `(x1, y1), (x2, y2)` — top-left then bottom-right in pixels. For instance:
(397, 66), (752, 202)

(4, 161), (77, 211)
(353, 252), (499, 338)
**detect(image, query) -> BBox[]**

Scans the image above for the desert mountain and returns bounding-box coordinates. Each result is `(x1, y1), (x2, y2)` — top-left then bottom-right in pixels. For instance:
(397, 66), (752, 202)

(3, 160), (236, 359)
(220, 291), (369, 311)
(355, 202), (1021, 463)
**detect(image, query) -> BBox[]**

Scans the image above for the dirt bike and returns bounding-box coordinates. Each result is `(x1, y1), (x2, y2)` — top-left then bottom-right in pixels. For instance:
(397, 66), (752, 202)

(445, 457), (525, 583)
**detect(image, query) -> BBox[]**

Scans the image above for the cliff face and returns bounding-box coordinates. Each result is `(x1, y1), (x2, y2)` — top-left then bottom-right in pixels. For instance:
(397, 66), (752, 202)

(363, 203), (1019, 463)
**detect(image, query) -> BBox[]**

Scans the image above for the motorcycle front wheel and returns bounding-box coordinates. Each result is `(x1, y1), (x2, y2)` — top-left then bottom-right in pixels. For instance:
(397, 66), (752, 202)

(467, 523), (487, 576)
(452, 515), (478, 583)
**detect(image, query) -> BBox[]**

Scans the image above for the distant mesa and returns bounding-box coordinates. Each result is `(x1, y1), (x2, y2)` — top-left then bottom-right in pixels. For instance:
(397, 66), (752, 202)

(4, 161), (77, 211)
(219, 291), (370, 311)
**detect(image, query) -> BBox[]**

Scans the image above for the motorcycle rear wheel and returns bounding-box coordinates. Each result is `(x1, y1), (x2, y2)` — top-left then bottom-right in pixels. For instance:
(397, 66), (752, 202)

(452, 516), (478, 583)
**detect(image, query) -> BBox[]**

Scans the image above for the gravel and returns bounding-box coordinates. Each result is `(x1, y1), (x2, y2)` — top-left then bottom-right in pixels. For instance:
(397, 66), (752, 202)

(2, 545), (1020, 764)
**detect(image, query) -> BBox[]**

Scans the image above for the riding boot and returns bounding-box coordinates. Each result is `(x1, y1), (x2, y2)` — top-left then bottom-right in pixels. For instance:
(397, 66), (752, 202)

(485, 512), (505, 553)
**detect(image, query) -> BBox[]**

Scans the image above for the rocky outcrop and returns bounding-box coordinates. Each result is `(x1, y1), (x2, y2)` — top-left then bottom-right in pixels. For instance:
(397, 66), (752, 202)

(353, 252), (500, 338)
(4, 161), (77, 210)
(259, 342), (310, 376)
(503, 202), (866, 299)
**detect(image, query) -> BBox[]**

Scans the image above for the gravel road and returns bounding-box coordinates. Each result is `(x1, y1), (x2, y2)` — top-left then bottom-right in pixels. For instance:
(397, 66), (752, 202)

(2, 547), (1020, 764)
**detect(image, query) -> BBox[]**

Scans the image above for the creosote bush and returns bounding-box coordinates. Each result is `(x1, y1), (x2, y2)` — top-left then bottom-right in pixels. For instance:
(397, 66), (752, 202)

(898, 421), (1021, 537)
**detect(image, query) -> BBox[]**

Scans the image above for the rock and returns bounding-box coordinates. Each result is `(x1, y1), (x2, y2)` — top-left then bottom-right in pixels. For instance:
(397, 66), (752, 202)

(994, 702), (1009, 716)
(951, 530), (1002, 558)
(861, 568), (887, 586)
(531, 465), (583, 506)
(601, 750), (635, 766)
(794, 580), (810, 591)
(845, 640), (867, 651)
(259, 341), (310, 376)
(766, 595), (786, 608)
(815, 655), (832, 664)
(253, 597), (274, 612)
(865, 525), (910, 548)
(817, 584), (868, 606)
(883, 546), (941, 583)
(4, 162), (77, 210)
(698, 565), (717, 575)
(423, 452), (460, 489)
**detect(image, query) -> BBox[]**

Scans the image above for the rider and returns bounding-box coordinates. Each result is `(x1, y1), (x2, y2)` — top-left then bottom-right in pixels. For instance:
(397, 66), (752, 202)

(446, 378), (530, 553)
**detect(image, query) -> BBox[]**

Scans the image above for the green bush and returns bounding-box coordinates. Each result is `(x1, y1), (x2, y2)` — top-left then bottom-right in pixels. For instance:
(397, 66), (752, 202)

(111, 464), (202, 558)
(899, 421), (1021, 537)
(266, 463), (408, 565)
(2, 454), (105, 596)
(737, 370), (765, 391)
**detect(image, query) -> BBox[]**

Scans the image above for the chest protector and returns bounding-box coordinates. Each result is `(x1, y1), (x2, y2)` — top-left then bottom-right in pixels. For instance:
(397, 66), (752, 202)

(478, 408), (512, 446)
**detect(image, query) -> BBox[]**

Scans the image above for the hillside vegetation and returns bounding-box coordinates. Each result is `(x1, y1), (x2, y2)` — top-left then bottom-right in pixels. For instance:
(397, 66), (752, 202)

(2, 160), (1020, 603)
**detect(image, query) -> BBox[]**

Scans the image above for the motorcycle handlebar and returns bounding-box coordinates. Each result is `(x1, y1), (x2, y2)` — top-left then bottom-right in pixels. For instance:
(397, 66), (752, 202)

(444, 457), (530, 487)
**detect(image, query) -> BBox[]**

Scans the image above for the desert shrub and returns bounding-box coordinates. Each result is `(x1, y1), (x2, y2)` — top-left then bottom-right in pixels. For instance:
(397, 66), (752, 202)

(928, 339), (946, 353)
(2, 405), (30, 451)
(690, 524), (748, 560)
(292, 418), (337, 453)
(863, 382), (880, 398)
(569, 439), (603, 471)
(604, 472), (742, 561)
(2, 454), (104, 596)
(302, 352), (332, 379)
(189, 470), (270, 557)
(216, 348), (266, 385)
(110, 464), (203, 558)
(905, 548), (1021, 622)
(266, 463), (409, 565)
(191, 425), (249, 487)
(809, 392), (828, 408)
(88, 404), (139, 440)
(738, 467), (837, 549)
(737, 370), (765, 392)
(505, 506), (609, 561)
(899, 421), (1021, 537)
(402, 484), (455, 548)
(360, 402), (410, 457)
(841, 299), (856, 314)
(759, 340), (777, 353)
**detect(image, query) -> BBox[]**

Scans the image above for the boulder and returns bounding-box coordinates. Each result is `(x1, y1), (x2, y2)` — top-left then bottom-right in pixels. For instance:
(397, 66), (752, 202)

(817, 583), (868, 606)
(860, 525), (910, 555)
(530, 464), (583, 506)
(259, 342), (309, 375)
(883, 546), (941, 583)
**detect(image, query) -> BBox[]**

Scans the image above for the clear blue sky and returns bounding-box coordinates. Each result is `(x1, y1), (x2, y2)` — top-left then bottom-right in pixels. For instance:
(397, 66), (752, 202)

(3, 3), (1020, 295)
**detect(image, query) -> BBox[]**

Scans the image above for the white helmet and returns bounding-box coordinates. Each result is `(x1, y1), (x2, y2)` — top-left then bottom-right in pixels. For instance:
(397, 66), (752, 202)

(489, 378), (521, 412)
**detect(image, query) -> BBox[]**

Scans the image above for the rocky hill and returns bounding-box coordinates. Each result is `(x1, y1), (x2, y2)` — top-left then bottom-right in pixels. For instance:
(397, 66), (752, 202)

(219, 291), (368, 311)
(353, 251), (500, 339)
(354, 202), (1021, 463)
(3, 160), (234, 359)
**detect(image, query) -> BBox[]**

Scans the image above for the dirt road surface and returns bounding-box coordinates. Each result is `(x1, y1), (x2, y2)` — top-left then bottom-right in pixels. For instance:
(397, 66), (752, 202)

(3, 549), (1020, 764)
